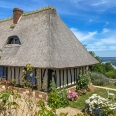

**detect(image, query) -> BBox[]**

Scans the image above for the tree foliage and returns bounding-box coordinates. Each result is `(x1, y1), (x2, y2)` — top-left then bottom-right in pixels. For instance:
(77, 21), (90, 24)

(89, 51), (105, 74)
(89, 51), (116, 78)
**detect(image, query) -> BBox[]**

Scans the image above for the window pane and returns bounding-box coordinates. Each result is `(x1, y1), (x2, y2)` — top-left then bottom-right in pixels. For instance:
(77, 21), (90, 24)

(26, 70), (35, 84)
(7, 36), (21, 45)
(0, 67), (3, 77)
(9, 38), (13, 44)
(0, 67), (7, 78)
(15, 39), (20, 44)
(3, 67), (7, 78)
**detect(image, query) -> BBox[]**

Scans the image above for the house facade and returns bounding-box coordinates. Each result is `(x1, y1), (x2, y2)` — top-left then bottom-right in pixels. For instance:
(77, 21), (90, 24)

(0, 6), (98, 91)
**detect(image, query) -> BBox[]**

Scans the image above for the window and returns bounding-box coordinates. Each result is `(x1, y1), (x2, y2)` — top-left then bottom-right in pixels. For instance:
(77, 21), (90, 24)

(26, 70), (36, 84)
(0, 67), (7, 78)
(7, 36), (21, 45)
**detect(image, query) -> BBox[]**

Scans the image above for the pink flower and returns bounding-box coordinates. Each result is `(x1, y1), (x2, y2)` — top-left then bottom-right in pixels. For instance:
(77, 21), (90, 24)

(67, 92), (78, 101)
(78, 89), (87, 95)
(83, 89), (87, 93)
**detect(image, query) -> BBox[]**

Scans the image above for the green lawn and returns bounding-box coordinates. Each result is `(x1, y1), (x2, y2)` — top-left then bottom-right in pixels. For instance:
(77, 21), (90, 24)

(69, 88), (116, 110)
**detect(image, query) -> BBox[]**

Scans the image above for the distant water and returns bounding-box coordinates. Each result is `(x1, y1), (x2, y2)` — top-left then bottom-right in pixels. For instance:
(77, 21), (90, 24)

(102, 62), (116, 69)
(112, 65), (116, 69)
(100, 57), (116, 69)
(100, 57), (116, 61)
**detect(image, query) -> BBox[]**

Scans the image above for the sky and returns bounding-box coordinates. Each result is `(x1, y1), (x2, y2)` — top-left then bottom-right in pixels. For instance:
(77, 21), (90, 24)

(0, 0), (116, 57)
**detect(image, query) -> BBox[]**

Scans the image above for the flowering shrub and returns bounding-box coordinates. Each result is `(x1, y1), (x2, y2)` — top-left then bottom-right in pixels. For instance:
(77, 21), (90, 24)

(85, 94), (116, 115)
(78, 89), (87, 95)
(67, 92), (78, 101)
(76, 71), (90, 92)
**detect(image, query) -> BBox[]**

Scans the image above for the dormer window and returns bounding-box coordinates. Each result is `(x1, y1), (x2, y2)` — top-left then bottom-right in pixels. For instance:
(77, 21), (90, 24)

(7, 36), (21, 45)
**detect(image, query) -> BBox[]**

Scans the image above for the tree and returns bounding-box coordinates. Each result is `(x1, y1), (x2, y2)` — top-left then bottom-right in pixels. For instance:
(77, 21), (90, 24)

(89, 51), (105, 74)
(89, 51), (116, 78)
(104, 62), (115, 72)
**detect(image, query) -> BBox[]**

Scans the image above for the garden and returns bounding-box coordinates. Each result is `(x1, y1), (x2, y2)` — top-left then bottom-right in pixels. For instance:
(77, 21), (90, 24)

(47, 71), (116, 116)
(0, 64), (116, 116)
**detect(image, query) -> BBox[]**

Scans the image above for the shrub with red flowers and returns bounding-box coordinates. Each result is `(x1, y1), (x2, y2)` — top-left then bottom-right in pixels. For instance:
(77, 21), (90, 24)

(77, 89), (87, 96)
(67, 92), (78, 101)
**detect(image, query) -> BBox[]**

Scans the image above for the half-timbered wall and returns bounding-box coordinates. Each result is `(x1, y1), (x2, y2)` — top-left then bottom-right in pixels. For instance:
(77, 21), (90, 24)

(36, 69), (48, 91)
(49, 67), (87, 88)
(7, 67), (48, 91)
(7, 67), (23, 85)
(54, 68), (79, 88)
(1, 66), (88, 91)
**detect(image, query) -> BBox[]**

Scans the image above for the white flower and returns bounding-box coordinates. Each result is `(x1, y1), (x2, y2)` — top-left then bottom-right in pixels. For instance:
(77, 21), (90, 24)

(85, 94), (116, 113)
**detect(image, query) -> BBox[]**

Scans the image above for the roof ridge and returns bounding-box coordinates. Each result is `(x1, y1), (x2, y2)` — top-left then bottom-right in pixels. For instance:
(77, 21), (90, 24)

(23, 6), (56, 16)
(0, 17), (12, 23)
(0, 6), (56, 23)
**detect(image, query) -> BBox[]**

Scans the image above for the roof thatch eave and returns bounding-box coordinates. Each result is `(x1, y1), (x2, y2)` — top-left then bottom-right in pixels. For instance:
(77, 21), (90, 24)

(0, 6), (99, 68)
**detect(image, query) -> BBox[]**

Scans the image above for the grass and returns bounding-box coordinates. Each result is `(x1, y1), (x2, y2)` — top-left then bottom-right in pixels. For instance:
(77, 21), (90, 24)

(105, 82), (116, 89)
(69, 88), (116, 110)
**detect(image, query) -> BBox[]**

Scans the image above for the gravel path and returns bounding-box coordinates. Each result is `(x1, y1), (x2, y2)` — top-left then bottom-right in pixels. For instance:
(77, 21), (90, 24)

(56, 107), (82, 115)
(94, 86), (116, 91)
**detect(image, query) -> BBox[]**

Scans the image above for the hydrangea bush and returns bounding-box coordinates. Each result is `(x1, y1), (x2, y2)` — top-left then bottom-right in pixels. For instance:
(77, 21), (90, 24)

(67, 92), (78, 101)
(85, 94), (116, 115)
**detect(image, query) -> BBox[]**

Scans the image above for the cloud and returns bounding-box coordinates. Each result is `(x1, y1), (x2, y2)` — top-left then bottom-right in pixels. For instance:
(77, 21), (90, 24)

(102, 28), (110, 33)
(70, 27), (116, 51)
(109, 46), (116, 50)
(69, 0), (116, 15)
(0, 0), (115, 21)
(90, 0), (116, 13)
(70, 28), (97, 42)
(0, 0), (47, 11)
(94, 50), (116, 57)
(0, 1), (18, 9)
(91, 0), (107, 6)
(88, 35), (116, 51)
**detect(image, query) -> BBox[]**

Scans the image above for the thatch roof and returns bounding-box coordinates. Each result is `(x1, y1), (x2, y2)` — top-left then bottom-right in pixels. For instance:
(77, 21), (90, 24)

(0, 6), (98, 68)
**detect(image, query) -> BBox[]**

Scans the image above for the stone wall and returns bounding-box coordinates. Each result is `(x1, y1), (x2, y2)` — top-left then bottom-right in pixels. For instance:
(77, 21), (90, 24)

(0, 85), (47, 101)
(109, 79), (116, 83)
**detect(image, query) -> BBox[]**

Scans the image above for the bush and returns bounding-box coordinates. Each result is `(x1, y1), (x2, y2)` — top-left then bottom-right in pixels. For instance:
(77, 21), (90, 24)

(85, 94), (116, 116)
(76, 72), (90, 92)
(105, 71), (116, 79)
(91, 72), (109, 86)
(59, 87), (69, 108)
(37, 100), (56, 116)
(47, 80), (69, 108)
(67, 92), (78, 101)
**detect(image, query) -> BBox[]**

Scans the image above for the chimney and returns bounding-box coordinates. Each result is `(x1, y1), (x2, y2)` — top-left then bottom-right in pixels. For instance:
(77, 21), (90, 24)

(13, 8), (23, 24)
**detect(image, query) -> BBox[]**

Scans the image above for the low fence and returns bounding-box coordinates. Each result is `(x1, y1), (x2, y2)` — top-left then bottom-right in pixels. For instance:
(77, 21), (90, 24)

(109, 79), (116, 83)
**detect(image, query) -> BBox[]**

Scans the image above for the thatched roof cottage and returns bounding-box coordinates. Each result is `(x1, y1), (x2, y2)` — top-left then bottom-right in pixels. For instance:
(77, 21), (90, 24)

(0, 6), (98, 91)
